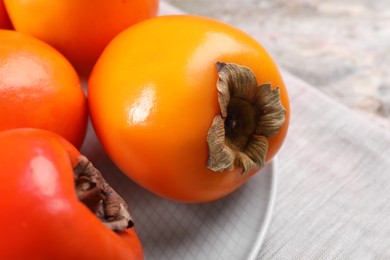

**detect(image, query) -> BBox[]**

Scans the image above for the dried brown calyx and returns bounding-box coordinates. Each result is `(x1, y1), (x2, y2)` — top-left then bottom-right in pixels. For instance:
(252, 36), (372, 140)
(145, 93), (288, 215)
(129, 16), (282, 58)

(73, 155), (133, 231)
(207, 62), (286, 174)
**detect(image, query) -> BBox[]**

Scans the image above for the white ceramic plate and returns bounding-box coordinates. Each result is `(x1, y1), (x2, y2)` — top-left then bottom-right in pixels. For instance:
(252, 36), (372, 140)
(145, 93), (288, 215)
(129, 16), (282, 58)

(81, 122), (277, 260)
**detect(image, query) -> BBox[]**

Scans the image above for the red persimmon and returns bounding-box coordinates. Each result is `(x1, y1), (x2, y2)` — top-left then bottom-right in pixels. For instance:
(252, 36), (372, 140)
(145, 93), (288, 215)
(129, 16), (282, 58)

(0, 128), (143, 259)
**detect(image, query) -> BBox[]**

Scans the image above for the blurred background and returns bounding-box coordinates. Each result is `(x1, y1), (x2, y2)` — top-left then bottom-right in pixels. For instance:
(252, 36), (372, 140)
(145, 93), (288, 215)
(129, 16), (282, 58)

(166, 0), (390, 128)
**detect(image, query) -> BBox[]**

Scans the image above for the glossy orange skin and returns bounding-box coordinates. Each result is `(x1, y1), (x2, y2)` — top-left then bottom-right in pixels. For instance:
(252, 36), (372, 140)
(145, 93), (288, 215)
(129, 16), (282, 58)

(88, 15), (290, 202)
(0, 128), (143, 260)
(4, 0), (159, 76)
(0, 29), (87, 148)
(0, 0), (12, 29)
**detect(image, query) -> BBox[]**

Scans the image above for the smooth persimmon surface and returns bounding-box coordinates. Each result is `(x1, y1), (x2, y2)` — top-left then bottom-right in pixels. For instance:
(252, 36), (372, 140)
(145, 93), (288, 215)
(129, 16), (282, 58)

(88, 15), (290, 202)
(4, 0), (159, 76)
(0, 29), (87, 148)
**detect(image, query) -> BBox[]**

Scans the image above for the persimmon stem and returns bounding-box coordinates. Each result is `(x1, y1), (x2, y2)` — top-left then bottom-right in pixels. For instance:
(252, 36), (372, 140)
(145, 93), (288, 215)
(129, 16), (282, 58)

(73, 155), (133, 231)
(207, 62), (286, 174)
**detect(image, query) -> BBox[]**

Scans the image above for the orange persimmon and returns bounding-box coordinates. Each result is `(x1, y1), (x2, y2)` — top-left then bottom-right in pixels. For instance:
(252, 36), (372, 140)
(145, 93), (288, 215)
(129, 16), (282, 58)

(4, 0), (159, 76)
(88, 15), (290, 202)
(0, 29), (87, 148)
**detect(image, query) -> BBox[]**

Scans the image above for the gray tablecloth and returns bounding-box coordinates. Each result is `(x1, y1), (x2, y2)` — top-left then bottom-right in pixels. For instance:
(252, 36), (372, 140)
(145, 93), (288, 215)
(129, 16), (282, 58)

(157, 3), (390, 259)
(259, 71), (390, 259)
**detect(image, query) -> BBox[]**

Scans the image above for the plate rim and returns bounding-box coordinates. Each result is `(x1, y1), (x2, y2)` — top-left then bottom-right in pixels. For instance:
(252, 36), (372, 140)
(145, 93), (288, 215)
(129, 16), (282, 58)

(247, 158), (278, 260)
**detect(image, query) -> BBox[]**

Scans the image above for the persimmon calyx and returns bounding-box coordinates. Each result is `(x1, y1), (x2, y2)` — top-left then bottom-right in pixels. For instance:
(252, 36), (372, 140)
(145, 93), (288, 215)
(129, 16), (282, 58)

(207, 62), (286, 174)
(73, 155), (133, 231)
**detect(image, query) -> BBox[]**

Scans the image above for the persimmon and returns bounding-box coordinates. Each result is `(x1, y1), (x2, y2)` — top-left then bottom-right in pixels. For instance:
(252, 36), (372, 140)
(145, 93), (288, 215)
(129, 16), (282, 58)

(0, 0), (12, 29)
(4, 0), (159, 76)
(88, 15), (290, 202)
(0, 29), (87, 148)
(0, 128), (143, 259)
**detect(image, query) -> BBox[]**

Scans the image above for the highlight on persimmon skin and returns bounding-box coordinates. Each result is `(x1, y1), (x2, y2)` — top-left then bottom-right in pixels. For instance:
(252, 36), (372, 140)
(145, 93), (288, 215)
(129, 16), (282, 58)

(88, 15), (290, 203)
(4, 0), (159, 76)
(0, 29), (88, 148)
